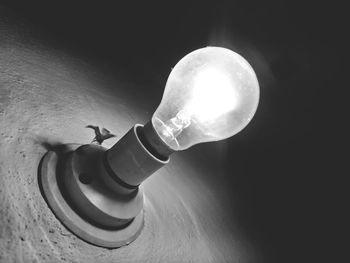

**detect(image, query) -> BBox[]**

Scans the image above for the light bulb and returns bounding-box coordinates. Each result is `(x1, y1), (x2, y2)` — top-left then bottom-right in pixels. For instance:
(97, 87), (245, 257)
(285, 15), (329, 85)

(152, 46), (260, 151)
(39, 46), (261, 248)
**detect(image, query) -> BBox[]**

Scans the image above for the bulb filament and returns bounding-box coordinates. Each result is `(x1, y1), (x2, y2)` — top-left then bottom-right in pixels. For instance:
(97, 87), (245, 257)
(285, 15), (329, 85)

(154, 110), (191, 149)
(164, 110), (191, 138)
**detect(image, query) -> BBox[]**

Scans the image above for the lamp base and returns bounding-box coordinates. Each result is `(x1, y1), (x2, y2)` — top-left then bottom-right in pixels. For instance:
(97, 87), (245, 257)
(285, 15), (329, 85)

(38, 144), (144, 248)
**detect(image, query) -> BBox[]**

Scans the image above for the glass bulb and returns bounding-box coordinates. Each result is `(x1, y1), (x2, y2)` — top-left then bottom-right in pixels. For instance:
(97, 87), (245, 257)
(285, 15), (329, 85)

(152, 46), (260, 151)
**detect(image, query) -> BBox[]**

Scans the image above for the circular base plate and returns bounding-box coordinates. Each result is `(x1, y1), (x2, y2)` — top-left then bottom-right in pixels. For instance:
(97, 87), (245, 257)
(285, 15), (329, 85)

(38, 144), (144, 248)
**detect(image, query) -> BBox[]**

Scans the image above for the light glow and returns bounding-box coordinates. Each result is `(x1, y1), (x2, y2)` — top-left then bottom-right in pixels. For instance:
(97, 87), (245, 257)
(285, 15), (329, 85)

(188, 67), (238, 123)
(152, 47), (260, 150)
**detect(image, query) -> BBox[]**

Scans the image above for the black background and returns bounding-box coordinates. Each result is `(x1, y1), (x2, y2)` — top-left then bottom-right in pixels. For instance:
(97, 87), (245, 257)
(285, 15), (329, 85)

(1, 1), (342, 262)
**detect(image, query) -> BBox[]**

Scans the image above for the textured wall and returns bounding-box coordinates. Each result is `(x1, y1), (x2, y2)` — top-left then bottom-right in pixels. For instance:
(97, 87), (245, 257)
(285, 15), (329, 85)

(0, 12), (253, 263)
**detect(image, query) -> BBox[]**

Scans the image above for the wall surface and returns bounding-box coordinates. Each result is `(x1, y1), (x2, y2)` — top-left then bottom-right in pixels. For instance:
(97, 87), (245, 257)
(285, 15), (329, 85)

(0, 1), (337, 262)
(0, 11), (253, 263)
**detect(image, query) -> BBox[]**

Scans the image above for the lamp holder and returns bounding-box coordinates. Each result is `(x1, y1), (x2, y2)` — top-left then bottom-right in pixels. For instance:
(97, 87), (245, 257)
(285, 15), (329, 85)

(38, 123), (171, 248)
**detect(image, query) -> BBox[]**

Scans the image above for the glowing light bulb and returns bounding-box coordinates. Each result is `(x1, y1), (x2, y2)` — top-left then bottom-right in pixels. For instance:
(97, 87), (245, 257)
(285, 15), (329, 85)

(39, 46), (261, 248)
(152, 46), (260, 150)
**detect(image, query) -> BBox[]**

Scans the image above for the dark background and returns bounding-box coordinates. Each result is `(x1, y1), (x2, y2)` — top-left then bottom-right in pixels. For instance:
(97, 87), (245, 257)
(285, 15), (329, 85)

(1, 1), (342, 262)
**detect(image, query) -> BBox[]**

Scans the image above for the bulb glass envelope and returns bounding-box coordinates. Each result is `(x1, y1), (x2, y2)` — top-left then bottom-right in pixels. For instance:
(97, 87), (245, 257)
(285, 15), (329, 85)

(152, 47), (260, 150)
